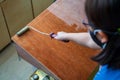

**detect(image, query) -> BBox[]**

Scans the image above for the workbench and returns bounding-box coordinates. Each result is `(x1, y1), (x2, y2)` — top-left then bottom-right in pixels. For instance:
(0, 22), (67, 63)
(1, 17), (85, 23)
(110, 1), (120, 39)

(12, 0), (98, 80)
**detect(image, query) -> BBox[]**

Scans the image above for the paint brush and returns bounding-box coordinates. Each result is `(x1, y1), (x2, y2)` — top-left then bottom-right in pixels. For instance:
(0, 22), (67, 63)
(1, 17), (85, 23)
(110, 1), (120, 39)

(16, 26), (69, 42)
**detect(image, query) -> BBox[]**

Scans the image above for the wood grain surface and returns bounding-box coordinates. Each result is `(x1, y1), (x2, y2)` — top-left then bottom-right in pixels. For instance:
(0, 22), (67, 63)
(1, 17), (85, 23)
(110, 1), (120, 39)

(12, 0), (99, 80)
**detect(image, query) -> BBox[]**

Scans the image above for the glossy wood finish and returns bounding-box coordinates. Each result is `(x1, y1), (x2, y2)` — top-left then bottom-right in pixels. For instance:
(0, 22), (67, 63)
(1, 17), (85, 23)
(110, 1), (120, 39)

(12, 0), (99, 80)
(48, 0), (86, 29)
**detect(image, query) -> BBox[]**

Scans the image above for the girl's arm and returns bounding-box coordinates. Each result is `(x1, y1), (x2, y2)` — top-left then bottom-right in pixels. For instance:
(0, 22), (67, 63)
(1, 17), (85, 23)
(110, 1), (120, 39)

(54, 32), (101, 49)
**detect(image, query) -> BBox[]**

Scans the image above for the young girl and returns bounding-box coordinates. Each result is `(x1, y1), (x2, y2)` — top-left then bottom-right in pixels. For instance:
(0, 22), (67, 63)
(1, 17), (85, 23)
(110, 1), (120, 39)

(54, 0), (120, 80)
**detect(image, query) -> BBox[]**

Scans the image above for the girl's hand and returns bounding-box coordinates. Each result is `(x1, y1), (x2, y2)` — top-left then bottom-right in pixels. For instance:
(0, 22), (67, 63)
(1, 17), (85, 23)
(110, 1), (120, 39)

(54, 31), (69, 42)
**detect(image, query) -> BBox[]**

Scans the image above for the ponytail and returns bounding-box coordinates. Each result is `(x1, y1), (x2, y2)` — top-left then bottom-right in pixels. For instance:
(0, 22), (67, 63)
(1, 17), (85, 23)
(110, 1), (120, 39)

(92, 34), (120, 69)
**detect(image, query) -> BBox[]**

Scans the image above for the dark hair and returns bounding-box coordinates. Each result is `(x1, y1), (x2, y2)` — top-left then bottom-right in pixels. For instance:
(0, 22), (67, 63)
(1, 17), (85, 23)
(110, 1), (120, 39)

(85, 0), (120, 69)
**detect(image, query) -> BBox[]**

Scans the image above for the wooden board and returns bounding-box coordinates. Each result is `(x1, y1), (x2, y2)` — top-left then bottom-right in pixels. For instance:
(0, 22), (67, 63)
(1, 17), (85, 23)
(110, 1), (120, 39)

(12, 0), (99, 80)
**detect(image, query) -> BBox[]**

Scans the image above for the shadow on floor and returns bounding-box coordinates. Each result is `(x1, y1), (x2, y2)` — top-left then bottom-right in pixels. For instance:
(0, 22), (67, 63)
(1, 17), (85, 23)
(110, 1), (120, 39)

(0, 43), (37, 80)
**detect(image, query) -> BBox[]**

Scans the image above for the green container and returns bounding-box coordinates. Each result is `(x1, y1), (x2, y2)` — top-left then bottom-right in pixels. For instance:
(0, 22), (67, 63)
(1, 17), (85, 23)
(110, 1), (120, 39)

(30, 69), (54, 80)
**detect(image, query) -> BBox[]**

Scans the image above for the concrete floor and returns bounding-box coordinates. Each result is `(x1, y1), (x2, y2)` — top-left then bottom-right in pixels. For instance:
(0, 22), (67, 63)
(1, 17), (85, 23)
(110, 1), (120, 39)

(0, 43), (37, 80)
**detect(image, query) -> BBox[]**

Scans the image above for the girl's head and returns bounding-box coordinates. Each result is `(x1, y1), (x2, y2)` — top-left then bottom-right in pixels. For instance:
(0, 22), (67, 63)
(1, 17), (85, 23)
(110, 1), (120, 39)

(85, 0), (120, 69)
(85, 0), (120, 32)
